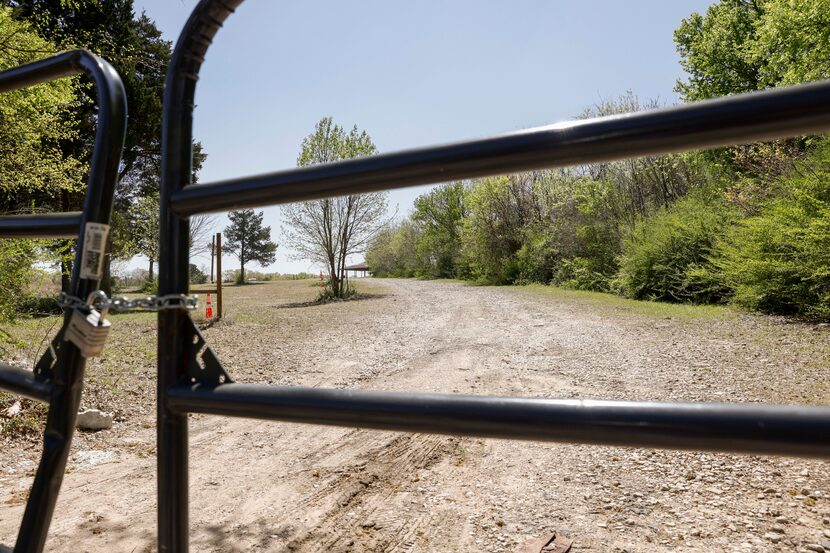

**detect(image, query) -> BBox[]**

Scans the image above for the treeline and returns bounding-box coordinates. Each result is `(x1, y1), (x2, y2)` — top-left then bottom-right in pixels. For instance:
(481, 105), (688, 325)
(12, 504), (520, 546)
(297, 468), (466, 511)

(368, 0), (830, 320)
(0, 1), (214, 322)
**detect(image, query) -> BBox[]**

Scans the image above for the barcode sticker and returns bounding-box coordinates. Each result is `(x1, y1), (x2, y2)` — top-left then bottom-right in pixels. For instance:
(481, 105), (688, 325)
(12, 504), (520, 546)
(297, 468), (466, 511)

(79, 222), (110, 280)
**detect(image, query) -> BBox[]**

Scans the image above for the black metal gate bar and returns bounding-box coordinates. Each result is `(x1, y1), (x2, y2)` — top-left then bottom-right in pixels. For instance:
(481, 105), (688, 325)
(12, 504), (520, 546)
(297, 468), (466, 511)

(0, 363), (52, 402)
(159, 1), (830, 552)
(0, 50), (126, 553)
(167, 385), (830, 459)
(170, 78), (830, 216)
(0, 212), (83, 239)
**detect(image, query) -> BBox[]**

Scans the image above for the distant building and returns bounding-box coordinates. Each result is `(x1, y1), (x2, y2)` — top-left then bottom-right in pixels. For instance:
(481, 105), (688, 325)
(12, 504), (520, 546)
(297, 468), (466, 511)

(344, 261), (371, 278)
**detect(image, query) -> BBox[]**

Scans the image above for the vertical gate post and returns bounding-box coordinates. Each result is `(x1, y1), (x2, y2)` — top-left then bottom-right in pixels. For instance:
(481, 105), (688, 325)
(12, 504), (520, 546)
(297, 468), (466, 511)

(158, 36), (194, 553)
(159, 3), (243, 550)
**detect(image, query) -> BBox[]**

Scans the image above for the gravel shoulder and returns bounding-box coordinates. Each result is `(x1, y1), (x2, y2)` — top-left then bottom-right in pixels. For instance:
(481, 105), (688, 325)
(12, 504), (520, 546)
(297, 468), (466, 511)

(2, 278), (830, 552)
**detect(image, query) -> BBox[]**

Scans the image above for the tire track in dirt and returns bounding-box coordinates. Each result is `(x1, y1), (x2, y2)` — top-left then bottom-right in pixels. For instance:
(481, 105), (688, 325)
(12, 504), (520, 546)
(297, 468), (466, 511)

(280, 433), (460, 553)
(247, 280), (490, 551)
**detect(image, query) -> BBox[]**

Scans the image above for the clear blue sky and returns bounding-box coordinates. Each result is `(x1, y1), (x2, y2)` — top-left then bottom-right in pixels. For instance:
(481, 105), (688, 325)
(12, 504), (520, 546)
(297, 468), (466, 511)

(130, 0), (713, 275)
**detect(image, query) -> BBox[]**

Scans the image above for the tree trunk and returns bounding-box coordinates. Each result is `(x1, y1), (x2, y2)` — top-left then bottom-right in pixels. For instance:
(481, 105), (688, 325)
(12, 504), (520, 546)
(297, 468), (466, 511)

(149, 258), (154, 282)
(101, 254), (112, 295)
(101, 232), (114, 295)
(60, 241), (71, 293)
(60, 191), (71, 292)
(327, 255), (338, 297)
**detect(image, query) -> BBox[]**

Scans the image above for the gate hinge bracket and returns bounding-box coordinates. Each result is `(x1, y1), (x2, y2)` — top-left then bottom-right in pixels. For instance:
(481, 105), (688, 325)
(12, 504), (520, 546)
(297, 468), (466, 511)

(33, 328), (64, 383)
(184, 317), (233, 387)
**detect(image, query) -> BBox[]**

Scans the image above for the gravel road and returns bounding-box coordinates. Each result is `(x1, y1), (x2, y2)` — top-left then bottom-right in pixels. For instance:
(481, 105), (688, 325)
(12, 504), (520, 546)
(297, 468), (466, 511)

(2, 279), (829, 552)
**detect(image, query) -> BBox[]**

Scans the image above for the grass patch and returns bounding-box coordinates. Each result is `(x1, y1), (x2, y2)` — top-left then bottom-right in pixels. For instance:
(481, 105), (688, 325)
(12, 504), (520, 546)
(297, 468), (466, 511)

(515, 283), (737, 321)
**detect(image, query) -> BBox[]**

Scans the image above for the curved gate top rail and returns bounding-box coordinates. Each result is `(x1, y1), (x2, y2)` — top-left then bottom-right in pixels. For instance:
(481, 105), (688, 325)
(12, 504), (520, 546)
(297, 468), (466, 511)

(0, 49), (127, 553)
(152, 1), (830, 552)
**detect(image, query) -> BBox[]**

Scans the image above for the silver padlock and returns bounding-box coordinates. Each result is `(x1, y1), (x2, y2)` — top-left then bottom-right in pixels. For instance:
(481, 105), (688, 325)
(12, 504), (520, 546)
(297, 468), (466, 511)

(63, 291), (111, 357)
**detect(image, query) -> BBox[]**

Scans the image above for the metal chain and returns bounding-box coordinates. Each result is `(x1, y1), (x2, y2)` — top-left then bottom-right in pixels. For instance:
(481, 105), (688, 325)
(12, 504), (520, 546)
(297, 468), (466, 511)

(57, 291), (198, 312)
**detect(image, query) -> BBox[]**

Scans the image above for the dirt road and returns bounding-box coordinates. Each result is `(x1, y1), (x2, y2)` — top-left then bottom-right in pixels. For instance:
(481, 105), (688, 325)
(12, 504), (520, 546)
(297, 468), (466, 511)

(2, 279), (830, 552)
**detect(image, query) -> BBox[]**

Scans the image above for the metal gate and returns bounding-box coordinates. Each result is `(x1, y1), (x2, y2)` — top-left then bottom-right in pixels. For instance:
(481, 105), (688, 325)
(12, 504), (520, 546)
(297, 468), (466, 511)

(0, 50), (126, 552)
(156, 1), (830, 551)
(2, 0), (830, 551)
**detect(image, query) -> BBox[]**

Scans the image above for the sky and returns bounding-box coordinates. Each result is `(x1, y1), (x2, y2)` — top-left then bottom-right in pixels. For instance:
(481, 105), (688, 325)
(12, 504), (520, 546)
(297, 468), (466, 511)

(128, 0), (714, 276)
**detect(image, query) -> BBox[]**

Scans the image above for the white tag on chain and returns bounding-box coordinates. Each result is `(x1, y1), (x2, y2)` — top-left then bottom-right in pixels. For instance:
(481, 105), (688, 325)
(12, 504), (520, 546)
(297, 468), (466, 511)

(79, 222), (110, 280)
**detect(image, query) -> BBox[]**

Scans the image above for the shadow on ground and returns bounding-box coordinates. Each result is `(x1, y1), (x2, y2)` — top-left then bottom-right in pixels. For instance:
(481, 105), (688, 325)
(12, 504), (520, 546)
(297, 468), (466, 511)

(277, 293), (388, 309)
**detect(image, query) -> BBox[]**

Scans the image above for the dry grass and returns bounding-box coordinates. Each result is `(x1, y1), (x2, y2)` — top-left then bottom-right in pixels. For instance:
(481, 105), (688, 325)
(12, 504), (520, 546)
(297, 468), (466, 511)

(0, 279), (383, 441)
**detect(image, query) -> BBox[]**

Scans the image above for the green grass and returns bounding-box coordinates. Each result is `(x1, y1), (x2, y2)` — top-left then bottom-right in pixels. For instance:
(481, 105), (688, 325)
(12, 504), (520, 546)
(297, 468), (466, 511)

(515, 283), (737, 321)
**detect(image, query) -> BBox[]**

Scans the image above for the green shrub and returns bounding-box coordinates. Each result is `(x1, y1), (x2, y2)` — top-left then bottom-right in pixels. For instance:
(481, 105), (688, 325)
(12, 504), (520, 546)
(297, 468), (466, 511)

(552, 258), (611, 291)
(0, 240), (40, 322)
(16, 295), (61, 317)
(716, 146), (830, 319)
(316, 280), (356, 302)
(139, 279), (158, 294)
(616, 194), (733, 303)
(189, 264), (208, 284)
(514, 228), (558, 284)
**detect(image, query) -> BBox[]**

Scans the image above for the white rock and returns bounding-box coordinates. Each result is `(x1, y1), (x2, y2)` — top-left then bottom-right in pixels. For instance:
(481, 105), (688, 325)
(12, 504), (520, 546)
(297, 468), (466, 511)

(3, 401), (21, 417)
(73, 450), (116, 467)
(76, 409), (113, 431)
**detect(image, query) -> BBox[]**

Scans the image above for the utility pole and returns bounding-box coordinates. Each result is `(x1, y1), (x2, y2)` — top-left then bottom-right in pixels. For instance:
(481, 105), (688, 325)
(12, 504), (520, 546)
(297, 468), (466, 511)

(210, 234), (215, 283)
(215, 232), (223, 319)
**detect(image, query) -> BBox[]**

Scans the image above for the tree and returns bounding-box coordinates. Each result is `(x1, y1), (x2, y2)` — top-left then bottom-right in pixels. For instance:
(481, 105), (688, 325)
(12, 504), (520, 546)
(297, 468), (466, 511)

(0, 7), (82, 206)
(189, 213), (217, 258)
(224, 209), (277, 284)
(0, 7), (82, 320)
(111, 140), (210, 287)
(673, 0), (830, 177)
(282, 117), (389, 298)
(7, 0), (169, 184)
(674, 0), (830, 175)
(7, 0), (212, 292)
(674, 0), (766, 102)
(133, 191), (159, 281)
(461, 175), (534, 284)
(715, 138), (830, 319)
(412, 182), (467, 278)
(366, 219), (425, 278)
(674, 0), (830, 102)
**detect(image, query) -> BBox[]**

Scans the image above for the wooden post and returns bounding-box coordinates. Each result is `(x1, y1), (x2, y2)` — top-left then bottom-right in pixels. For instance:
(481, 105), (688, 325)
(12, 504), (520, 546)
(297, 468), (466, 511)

(215, 232), (223, 319)
(210, 234), (215, 283)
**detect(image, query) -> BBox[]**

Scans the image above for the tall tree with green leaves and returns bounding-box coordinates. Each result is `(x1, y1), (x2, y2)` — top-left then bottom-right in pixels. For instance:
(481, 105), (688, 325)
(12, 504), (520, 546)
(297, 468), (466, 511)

(224, 210), (277, 284)
(0, 7), (83, 320)
(675, 0), (830, 101)
(0, 5), (83, 209)
(6, 0), (169, 184)
(412, 182), (467, 278)
(282, 117), (389, 298)
(674, 0), (767, 102)
(6, 0), (212, 291)
(133, 191), (160, 282)
(674, 0), (830, 175)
